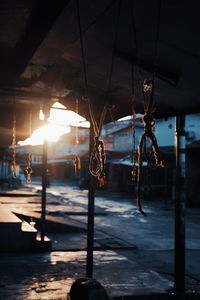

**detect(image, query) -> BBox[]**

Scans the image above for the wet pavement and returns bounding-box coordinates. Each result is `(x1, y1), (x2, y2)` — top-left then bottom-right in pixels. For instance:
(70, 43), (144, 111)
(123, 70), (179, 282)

(0, 250), (174, 300)
(0, 179), (200, 299)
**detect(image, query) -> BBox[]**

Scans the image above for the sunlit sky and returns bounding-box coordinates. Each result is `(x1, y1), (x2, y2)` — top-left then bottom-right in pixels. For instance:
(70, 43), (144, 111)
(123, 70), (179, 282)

(18, 102), (89, 146)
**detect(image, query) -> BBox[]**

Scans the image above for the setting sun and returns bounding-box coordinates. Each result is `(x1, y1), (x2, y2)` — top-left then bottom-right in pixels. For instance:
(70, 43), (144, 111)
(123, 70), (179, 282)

(18, 102), (89, 146)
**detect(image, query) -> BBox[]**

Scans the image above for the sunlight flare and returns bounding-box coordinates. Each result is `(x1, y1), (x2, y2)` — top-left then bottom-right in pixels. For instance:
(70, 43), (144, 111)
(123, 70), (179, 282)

(18, 102), (89, 146)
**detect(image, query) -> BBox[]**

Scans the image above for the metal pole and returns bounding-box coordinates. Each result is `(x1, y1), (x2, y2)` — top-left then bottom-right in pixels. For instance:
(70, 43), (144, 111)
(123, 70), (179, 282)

(41, 106), (49, 243)
(86, 125), (96, 278)
(41, 138), (47, 242)
(174, 115), (186, 294)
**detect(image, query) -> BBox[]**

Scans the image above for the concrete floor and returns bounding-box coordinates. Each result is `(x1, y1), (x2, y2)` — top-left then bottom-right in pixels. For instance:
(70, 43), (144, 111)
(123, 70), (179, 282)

(0, 179), (200, 299)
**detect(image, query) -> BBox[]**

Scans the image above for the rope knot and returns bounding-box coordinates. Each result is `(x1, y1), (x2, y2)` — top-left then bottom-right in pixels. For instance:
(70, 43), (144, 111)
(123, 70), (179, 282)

(143, 113), (155, 134)
(143, 79), (153, 93)
(89, 136), (106, 187)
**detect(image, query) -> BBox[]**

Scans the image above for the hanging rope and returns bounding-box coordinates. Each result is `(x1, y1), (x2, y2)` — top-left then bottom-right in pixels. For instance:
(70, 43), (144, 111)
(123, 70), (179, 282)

(153, 0), (162, 84)
(74, 98), (81, 178)
(137, 0), (164, 216)
(89, 0), (121, 186)
(88, 102), (108, 187)
(131, 87), (137, 183)
(145, 0), (162, 114)
(11, 111), (17, 178)
(76, 0), (89, 96)
(24, 108), (33, 183)
(128, 0), (138, 183)
(76, 0), (118, 187)
(25, 68), (34, 183)
(107, 0), (122, 92)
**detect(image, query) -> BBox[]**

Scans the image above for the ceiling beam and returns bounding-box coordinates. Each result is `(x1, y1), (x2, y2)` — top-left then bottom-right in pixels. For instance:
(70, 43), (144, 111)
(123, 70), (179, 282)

(115, 48), (179, 86)
(0, 0), (70, 87)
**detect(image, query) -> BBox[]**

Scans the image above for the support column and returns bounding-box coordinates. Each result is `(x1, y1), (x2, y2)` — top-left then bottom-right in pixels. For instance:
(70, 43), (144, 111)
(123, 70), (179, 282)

(41, 138), (47, 242)
(86, 125), (96, 278)
(174, 115), (186, 294)
(41, 105), (49, 242)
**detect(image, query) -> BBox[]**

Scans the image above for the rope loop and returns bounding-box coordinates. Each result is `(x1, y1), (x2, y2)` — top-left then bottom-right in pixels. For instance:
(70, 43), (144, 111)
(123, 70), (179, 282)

(89, 137), (106, 187)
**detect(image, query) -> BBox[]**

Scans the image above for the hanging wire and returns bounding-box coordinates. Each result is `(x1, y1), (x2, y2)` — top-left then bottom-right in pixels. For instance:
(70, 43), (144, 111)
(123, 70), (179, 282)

(107, 0), (122, 93)
(76, 0), (89, 96)
(130, 79), (138, 183)
(11, 108), (17, 178)
(128, 0), (138, 183)
(153, 0), (162, 83)
(74, 98), (81, 178)
(24, 66), (34, 183)
(24, 106), (33, 183)
(147, 0), (162, 114)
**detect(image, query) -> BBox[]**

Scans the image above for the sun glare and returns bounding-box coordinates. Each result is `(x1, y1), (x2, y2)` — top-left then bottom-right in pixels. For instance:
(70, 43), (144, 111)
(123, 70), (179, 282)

(18, 102), (89, 146)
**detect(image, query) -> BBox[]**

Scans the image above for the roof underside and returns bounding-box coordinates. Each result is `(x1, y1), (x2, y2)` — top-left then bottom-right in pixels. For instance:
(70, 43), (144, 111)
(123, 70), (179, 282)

(0, 0), (200, 145)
